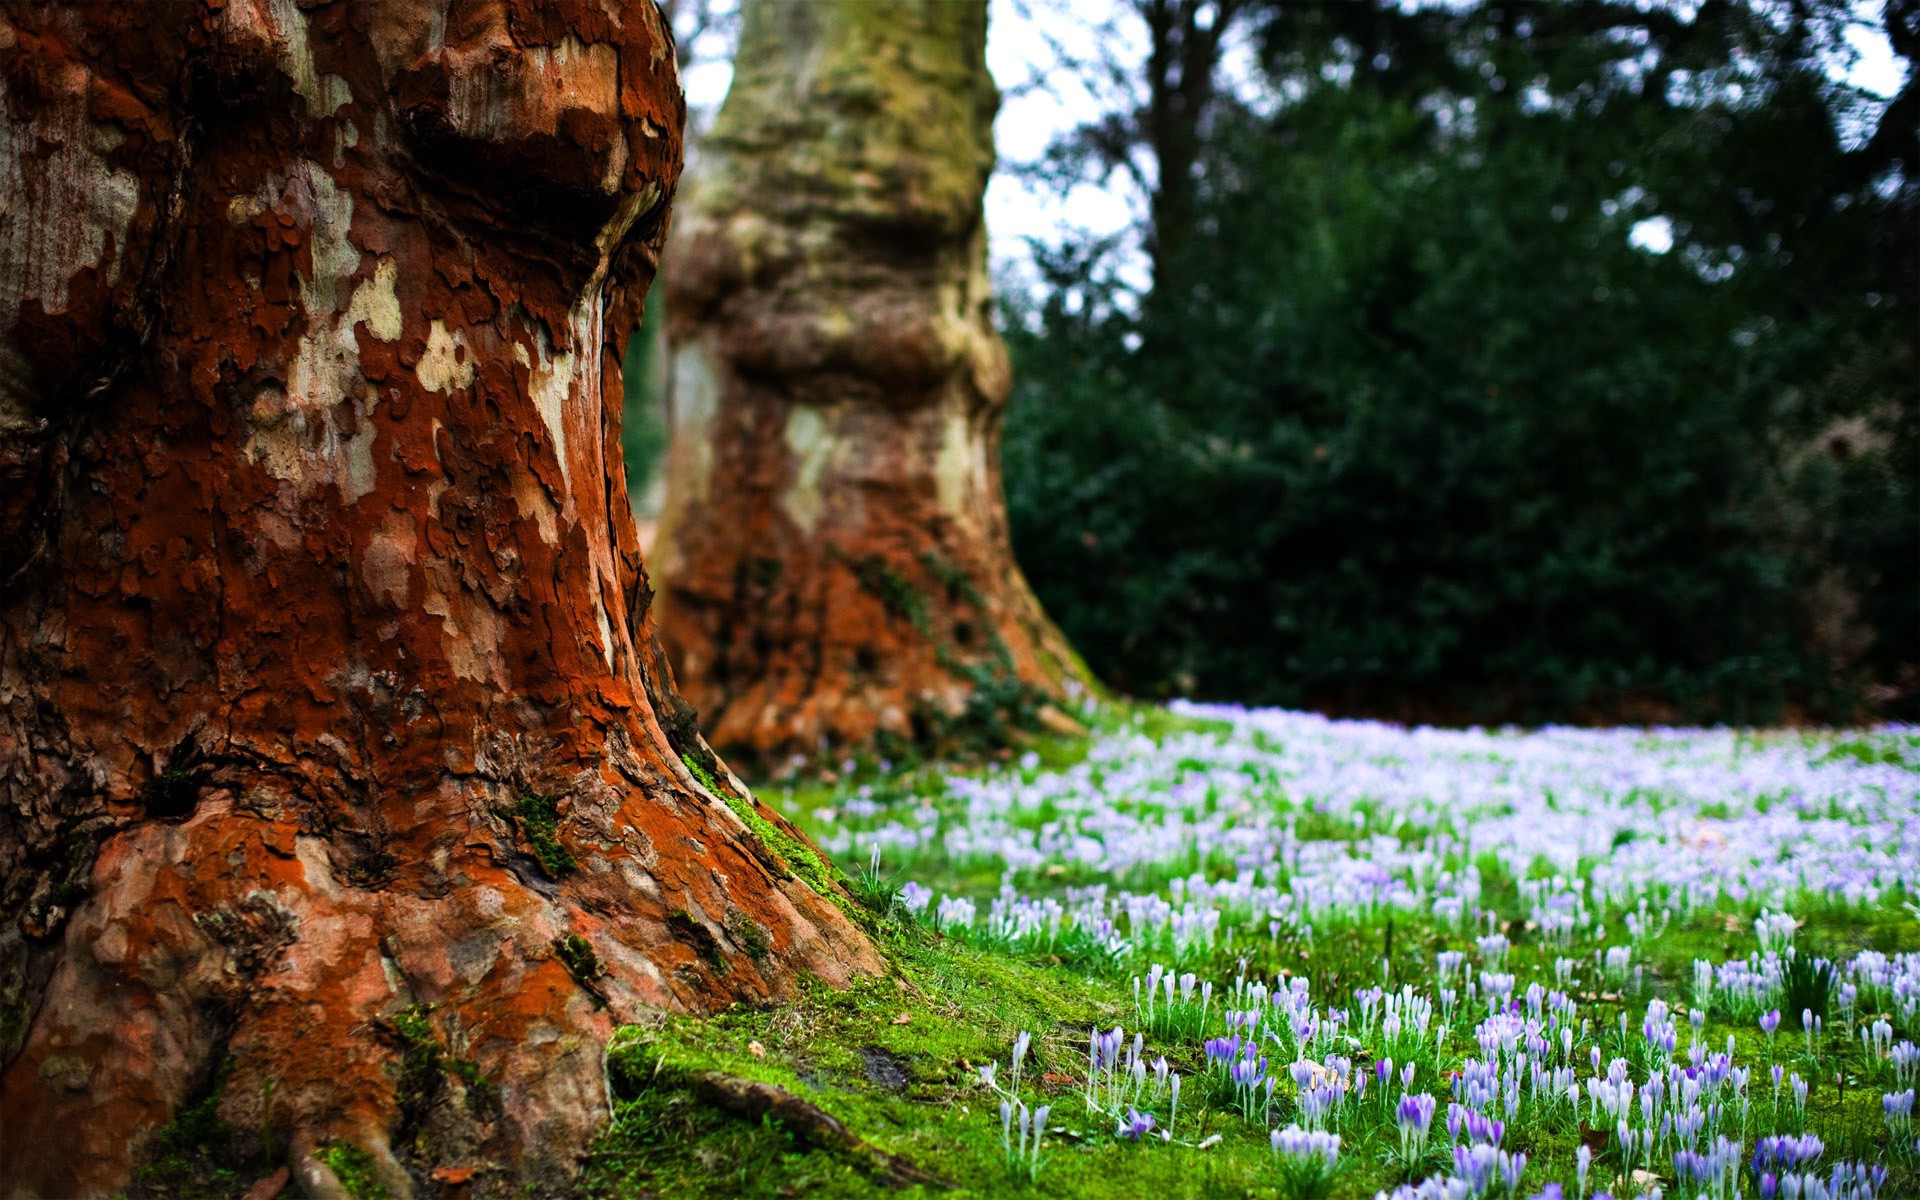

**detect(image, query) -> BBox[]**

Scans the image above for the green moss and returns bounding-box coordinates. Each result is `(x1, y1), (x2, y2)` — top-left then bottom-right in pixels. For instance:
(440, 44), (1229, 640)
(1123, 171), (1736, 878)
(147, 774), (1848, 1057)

(849, 555), (935, 641)
(582, 928), (1320, 1199)
(448, 1056), (490, 1095)
(555, 933), (604, 987)
(918, 549), (989, 613)
(129, 1058), (243, 1199)
(511, 793), (576, 878)
(389, 1003), (444, 1134)
(317, 1143), (392, 1200)
(683, 753), (841, 899)
(841, 550), (1066, 755)
(727, 912), (774, 961)
(45, 835), (96, 910)
(384, 1002), (499, 1141)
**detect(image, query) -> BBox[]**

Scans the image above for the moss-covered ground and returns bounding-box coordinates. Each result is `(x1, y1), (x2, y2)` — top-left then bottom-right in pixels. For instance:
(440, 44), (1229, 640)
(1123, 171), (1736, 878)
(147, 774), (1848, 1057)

(575, 906), (1918, 1199)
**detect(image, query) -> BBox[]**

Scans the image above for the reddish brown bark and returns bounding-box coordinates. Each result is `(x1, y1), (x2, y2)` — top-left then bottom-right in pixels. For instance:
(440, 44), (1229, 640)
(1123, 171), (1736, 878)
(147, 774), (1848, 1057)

(653, 0), (1091, 770)
(0, 4), (876, 1197)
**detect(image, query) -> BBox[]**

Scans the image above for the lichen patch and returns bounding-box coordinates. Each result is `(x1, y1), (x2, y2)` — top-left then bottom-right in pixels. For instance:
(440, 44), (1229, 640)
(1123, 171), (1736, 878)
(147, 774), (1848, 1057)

(417, 320), (475, 394)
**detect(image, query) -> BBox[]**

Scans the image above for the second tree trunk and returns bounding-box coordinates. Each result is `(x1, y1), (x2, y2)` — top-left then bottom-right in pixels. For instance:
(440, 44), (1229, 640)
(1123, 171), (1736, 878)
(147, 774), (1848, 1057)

(656, 0), (1090, 769)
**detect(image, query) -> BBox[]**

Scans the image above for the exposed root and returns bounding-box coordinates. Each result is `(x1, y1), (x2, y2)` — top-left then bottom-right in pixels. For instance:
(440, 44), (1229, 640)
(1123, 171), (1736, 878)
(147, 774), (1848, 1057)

(688, 1071), (954, 1190)
(289, 1133), (352, 1200)
(291, 1128), (415, 1200)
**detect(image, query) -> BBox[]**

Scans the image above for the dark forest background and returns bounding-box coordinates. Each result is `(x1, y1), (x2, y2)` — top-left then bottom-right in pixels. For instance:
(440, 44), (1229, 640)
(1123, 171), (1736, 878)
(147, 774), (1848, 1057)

(632, 0), (1919, 726)
(997, 0), (1917, 724)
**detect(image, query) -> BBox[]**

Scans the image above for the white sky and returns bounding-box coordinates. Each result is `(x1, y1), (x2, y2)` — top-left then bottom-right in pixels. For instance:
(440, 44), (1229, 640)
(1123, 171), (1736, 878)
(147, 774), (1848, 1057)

(679, 0), (1910, 285)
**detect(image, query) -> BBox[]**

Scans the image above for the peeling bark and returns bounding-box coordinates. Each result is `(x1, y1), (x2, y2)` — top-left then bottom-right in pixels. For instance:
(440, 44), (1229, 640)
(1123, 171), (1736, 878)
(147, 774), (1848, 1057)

(0, 4), (877, 1197)
(654, 0), (1092, 769)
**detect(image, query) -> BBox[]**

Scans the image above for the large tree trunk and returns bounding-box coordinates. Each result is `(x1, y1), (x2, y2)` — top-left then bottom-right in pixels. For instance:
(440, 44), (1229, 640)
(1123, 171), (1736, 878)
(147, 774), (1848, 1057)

(0, 4), (877, 1197)
(653, 0), (1091, 770)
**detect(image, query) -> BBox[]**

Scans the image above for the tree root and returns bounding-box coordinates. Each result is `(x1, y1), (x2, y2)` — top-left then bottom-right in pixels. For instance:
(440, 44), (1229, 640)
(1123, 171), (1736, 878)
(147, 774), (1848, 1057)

(290, 1128), (415, 1200)
(687, 1071), (954, 1190)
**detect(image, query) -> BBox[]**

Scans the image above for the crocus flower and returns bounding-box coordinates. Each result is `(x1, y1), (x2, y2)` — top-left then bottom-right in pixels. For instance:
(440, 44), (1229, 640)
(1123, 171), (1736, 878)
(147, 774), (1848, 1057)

(1116, 1107), (1154, 1141)
(1270, 1124), (1340, 1165)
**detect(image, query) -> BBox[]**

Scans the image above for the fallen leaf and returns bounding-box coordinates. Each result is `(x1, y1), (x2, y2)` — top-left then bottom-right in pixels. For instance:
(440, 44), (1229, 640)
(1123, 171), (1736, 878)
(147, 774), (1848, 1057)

(748, 1040), (766, 1058)
(892, 1011), (911, 1025)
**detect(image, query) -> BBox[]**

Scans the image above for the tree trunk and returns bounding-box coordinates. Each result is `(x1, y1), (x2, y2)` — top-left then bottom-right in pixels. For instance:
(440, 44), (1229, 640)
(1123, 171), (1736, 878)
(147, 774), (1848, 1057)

(1139, 0), (1233, 313)
(0, 5), (876, 1197)
(654, 0), (1091, 770)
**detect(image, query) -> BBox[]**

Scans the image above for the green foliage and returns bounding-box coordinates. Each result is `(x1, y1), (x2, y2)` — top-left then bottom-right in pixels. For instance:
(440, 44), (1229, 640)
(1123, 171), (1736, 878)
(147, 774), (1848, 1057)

(317, 1143), (391, 1200)
(1272, 1151), (1344, 1200)
(1819, 732), (1920, 772)
(1783, 951), (1838, 1024)
(1003, 0), (1916, 722)
(511, 793), (576, 878)
(619, 288), (669, 506)
(845, 849), (907, 918)
(727, 911), (774, 960)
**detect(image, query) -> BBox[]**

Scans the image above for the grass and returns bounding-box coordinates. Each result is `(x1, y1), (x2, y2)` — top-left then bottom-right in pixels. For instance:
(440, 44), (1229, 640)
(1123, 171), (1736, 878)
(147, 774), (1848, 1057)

(576, 906), (1919, 1197)
(579, 706), (1919, 1198)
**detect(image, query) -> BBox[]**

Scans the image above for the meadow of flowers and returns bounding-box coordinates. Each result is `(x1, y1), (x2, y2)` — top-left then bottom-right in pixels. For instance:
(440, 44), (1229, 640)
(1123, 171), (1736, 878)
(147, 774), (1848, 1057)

(798, 706), (1920, 1199)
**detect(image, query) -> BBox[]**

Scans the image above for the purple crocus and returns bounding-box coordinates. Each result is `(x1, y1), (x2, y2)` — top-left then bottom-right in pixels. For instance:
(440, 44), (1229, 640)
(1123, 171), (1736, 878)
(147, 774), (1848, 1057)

(1395, 1091), (1437, 1162)
(1396, 1091), (1437, 1135)
(1270, 1124), (1340, 1165)
(1204, 1034), (1241, 1069)
(1501, 1150), (1528, 1192)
